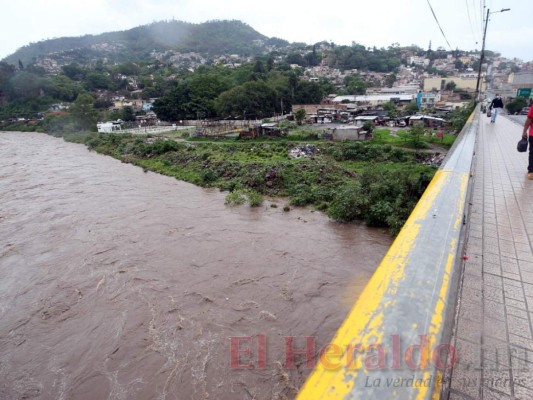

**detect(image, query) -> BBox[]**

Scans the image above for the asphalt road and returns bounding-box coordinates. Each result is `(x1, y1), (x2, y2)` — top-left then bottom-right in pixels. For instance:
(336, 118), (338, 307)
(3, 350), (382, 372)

(507, 114), (527, 127)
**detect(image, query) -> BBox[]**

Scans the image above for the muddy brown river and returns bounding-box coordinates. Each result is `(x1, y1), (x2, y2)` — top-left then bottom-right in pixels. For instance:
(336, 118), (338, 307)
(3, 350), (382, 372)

(0, 132), (392, 400)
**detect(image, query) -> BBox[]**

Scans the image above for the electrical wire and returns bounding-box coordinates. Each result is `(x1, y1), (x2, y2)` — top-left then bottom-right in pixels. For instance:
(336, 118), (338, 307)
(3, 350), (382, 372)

(479, 0), (485, 37)
(466, 0), (479, 46)
(470, 0), (481, 39)
(425, 0), (453, 50)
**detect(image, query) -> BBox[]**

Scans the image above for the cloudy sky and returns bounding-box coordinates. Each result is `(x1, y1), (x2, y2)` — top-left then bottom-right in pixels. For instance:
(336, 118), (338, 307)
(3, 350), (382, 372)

(1, 0), (531, 62)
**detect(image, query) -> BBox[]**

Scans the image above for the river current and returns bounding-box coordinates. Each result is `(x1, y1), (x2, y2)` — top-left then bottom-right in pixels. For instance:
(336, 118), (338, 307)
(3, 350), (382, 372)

(0, 132), (391, 399)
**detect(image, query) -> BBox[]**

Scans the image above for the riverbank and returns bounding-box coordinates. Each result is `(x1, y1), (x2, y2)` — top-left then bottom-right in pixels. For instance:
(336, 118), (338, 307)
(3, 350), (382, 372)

(53, 131), (444, 234)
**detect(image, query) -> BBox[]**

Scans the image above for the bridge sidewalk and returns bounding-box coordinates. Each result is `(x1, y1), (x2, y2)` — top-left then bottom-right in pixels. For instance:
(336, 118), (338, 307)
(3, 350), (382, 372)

(448, 114), (533, 399)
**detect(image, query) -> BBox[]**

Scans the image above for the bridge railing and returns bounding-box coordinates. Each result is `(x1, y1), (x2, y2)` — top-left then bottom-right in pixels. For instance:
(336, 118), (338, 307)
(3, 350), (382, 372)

(296, 108), (479, 400)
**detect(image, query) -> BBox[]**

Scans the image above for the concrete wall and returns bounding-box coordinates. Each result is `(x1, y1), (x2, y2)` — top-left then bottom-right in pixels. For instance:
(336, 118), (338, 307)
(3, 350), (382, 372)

(424, 77), (486, 92)
(330, 127), (364, 141)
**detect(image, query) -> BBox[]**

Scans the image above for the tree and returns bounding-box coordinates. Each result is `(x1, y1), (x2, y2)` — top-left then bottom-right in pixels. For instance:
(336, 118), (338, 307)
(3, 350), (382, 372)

(121, 106), (136, 122)
(384, 74), (396, 88)
(286, 53), (306, 66)
(153, 82), (190, 121)
(117, 62), (140, 76)
(404, 102), (419, 116)
(6, 72), (45, 100)
(266, 55), (274, 71)
(294, 81), (323, 104)
(215, 80), (277, 119)
(383, 101), (398, 118)
(407, 122), (425, 148)
(187, 73), (230, 118)
(253, 60), (266, 75)
(85, 72), (111, 90)
(294, 108), (306, 125)
(445, 81), (457, 91)
(344, 75), (368, 95)
(62, 63), (85, 81)
(45, 75), (82, 102)
(362, 121), (375, 133)
(71, 93), (97, 130)
(304, 51), (320, 67)
(506, 97), (528, 115)
(93, 98), (113, 109)
(0, 62), (16, 96)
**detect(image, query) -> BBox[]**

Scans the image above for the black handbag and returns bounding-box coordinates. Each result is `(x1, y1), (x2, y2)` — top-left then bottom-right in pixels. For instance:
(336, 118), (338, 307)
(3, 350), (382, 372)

(517, 138), (528, 152)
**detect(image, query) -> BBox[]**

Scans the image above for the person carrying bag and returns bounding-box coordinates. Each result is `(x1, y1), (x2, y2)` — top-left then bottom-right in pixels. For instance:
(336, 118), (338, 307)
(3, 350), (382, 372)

(489, 94), (504, 123)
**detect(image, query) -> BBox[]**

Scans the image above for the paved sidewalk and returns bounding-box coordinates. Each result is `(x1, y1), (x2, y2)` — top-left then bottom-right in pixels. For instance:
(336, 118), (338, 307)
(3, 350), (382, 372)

(448, 114), (533, 399)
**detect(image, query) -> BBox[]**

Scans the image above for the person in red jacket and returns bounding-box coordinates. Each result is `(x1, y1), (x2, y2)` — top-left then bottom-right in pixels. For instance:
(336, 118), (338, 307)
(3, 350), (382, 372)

(521, 105), (533, 179)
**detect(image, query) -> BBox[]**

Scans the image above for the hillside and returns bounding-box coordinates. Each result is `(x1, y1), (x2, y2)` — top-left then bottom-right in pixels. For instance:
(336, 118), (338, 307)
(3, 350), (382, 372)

(3, 20), (279, 66)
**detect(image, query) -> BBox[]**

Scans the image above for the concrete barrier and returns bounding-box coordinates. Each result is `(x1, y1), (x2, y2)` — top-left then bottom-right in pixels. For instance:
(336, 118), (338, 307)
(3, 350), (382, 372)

(297, 109), (479, 400)
(111, 126), (190, 135)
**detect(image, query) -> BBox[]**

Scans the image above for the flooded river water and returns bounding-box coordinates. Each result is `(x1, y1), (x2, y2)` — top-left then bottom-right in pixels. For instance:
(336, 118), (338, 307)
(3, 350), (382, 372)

(0, 132), (392, 400)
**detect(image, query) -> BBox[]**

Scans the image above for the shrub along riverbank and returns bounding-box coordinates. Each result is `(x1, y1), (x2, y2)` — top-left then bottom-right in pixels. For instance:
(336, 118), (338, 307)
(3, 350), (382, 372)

(52, 131), (442, 235)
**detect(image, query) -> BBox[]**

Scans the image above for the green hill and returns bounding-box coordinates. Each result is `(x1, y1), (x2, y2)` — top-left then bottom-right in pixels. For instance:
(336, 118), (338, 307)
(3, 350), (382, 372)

(3, 20), (278, 65)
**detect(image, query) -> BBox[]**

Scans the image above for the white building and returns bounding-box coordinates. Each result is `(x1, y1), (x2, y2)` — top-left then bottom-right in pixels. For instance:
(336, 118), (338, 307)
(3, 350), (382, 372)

(332, 94), (415, 105)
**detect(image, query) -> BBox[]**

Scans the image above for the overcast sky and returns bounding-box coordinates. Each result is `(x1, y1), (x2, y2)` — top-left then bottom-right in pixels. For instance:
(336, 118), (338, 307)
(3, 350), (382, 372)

(1, 0), (531, 62)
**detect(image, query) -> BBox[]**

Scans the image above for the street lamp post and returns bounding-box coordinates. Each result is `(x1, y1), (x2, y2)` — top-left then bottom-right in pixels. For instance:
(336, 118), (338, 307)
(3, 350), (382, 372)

(475, 8), (510, 101)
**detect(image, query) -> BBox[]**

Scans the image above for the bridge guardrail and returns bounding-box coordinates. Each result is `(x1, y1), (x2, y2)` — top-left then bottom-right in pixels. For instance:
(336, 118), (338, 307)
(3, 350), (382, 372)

(296, 109), (479, 400)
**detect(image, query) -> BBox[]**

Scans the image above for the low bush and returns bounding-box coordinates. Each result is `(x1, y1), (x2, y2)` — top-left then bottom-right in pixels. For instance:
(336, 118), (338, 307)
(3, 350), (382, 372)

(225, 190), (247, 206)
(246, 190), (264, 207)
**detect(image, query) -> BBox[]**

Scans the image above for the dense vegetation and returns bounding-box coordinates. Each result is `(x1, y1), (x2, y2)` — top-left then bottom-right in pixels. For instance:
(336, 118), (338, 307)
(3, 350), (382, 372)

(52, 131), (438, 235)
(0, 56), (331, 123)
(4, 20), (270, 66)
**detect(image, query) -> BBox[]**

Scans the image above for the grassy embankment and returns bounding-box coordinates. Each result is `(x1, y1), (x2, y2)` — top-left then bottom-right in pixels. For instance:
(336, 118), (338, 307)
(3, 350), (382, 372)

(50, 128), (449, 235)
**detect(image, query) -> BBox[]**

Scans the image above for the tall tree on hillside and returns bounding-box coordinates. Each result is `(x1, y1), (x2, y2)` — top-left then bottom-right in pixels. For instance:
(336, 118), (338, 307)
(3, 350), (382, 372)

(6, 72), (45, 100)
(294, 81), (323, 104)
(62, 63), (85, 81)
(266, 55), (274, 71)
(0, 62), (16, 98)
(152, 82), (190, 121)
(215, 80), (277, 119)
(252, 60), (266, 80)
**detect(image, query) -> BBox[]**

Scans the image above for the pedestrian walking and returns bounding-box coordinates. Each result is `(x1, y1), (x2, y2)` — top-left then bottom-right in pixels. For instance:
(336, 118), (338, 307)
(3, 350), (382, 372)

(521, 105), (533, 179)
(489, 94), (504, 123)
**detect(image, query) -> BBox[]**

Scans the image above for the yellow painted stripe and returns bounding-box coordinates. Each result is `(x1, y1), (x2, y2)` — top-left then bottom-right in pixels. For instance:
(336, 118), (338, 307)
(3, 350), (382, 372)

(297, 170), (463, 399)
(418, 172), (468, 400)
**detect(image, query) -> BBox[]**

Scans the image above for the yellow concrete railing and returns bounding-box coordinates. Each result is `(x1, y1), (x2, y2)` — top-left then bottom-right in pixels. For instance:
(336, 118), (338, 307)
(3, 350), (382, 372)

(297, 110), (478, 400)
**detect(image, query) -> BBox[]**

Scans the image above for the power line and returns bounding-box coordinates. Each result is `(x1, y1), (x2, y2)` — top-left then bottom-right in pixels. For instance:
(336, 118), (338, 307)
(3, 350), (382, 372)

(425, 0), (453, 50)
(466, 0), (479, 46)
(479, 0), (485, 37)
(471, 0), (481, 39)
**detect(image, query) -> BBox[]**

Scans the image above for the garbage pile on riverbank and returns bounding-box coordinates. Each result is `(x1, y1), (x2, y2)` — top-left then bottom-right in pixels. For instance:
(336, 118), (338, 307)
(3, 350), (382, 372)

(418, 152), (446, 167)
(289, 144), (319, 159)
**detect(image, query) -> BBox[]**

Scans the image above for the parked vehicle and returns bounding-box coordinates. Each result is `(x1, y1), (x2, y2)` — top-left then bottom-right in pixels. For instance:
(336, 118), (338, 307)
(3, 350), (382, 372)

(520, 107), (531, 115)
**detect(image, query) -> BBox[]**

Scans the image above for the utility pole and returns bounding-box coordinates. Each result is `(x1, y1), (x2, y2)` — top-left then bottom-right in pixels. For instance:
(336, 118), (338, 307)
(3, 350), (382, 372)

(475, 8), (510, 101)
(475, 8), (490, 101)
